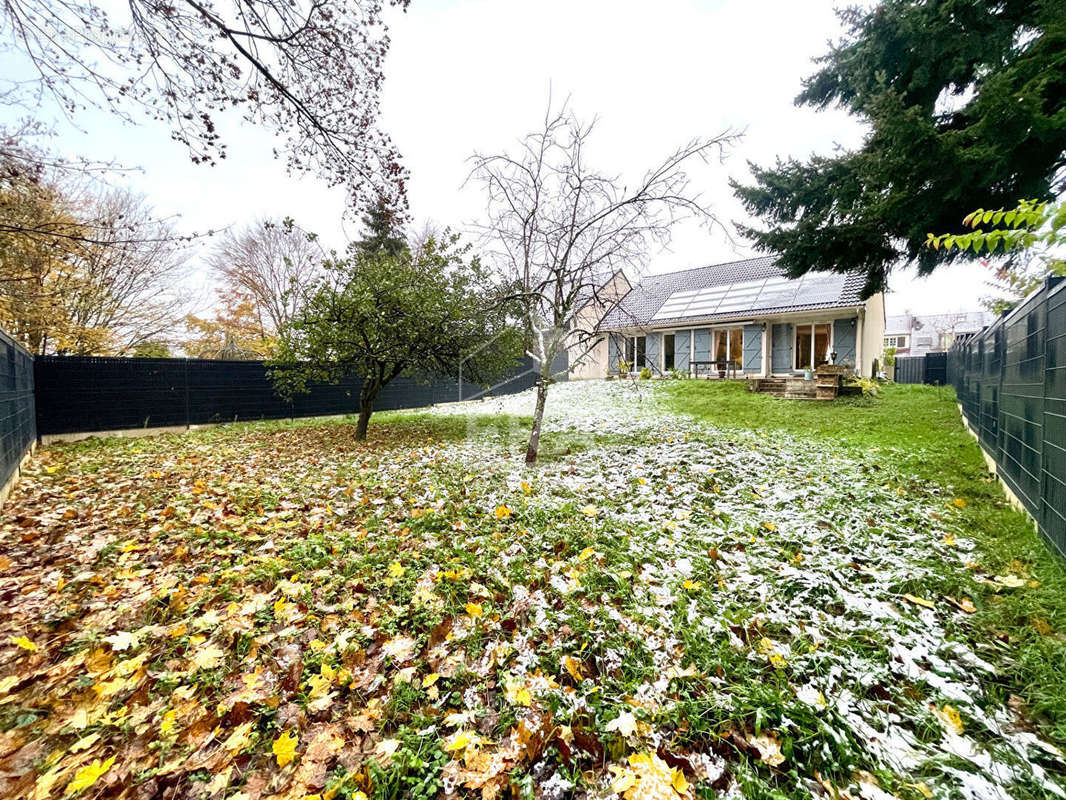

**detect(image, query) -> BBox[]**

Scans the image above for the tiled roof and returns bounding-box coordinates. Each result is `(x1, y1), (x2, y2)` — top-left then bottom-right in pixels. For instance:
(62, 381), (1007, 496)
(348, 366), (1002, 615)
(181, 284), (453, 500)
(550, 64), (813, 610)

(598, 257), (866, 330)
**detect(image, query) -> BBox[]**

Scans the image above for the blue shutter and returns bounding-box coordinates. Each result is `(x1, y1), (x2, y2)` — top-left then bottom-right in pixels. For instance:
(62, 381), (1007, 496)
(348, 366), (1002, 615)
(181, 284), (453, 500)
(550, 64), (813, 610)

(609, 335), (623, 374)
(645, 333), (661, 373)
(693, 329), (710, 362)
(742, 325), (763, 373)
(771, 324), (793, 373)
(833, 317), (857, 371)
(675, 330), (691, 371)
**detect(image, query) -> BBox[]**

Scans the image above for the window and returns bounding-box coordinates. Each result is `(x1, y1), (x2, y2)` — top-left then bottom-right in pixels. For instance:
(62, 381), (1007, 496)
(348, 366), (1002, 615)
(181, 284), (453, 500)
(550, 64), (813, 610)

(883, 335), (907, 349)
(712, 328), (743, 364)
(624, 336), (647, 369)
(795, 323), (832, 369)
(663, 334), (675, 371)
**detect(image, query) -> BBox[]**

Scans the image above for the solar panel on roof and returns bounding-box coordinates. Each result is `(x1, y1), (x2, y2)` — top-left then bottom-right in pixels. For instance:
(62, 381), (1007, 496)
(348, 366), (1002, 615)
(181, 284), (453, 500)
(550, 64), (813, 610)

(649, 271), (848, 322)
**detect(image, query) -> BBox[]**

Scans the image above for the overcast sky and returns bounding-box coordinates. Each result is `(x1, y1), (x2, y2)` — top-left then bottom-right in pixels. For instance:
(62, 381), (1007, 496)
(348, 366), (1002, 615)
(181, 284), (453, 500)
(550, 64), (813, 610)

(2, 0), (993, 318)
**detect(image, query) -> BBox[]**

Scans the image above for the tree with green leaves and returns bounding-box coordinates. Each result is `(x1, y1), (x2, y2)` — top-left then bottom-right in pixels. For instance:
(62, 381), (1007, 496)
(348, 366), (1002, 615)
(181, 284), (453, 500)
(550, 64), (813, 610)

(270, 233), (519, 440)
(734, 0), (1066, 298)
(927, 199), (1066, 312)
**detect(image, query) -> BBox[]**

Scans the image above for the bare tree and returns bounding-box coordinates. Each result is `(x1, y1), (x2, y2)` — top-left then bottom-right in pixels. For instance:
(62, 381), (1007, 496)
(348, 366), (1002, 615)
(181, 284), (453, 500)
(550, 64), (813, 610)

(1, 0), (409, 215)
(0, 177), (193, 354)
(207, 218), (323, 335)
(469, 100), (737, 463)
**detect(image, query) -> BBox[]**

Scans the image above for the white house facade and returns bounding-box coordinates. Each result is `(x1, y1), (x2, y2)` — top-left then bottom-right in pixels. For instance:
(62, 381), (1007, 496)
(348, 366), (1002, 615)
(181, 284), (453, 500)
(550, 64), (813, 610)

(592, 257), (886, 379)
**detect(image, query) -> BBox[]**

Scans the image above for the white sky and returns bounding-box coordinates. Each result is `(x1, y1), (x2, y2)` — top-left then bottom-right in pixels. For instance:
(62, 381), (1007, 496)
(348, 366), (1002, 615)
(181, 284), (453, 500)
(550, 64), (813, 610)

(0, 0), (993, 318)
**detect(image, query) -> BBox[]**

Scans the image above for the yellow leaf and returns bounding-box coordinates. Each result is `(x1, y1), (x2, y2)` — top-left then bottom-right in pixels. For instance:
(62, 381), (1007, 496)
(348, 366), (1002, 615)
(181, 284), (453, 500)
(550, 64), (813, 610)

(520, 481), (532, 495)
(387, 561), (404, 578)
(9, 635), (37, 652)
(223, 721), (255, 752)
(422, 673), (440, 688)
(580, 504), (598, 518)
(444, 729), (478, 752)
(750, 732), (786, 766)
(672, 768), (690, 794)
(903, 593), (936, 609)
(914, 782), (933, 799)
(273, 729), (299, 767)
(64, 756), (115, 795)
(504, 678), (532, 707)
(763, 521), (777, 532)
(993, 574), (1026, 589)
(465, 602), (483, 618)
(611, 770), (637, 793)
(192, 643), (225, 671)
(932, 703), (964, 735)
(952, 497), (967, 508)
(682, 579), (702, 591)
(562, 655), (584, 682)
(578, 546), (596, 562)
(159, 709), (178, 737)
(307, 673), (331, 699)
(494, 505), (512, 519)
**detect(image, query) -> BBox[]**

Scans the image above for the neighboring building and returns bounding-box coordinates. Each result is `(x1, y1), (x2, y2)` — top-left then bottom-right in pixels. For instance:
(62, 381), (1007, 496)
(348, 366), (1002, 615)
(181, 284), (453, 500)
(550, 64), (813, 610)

(883, 311), (995, 357)
(567, 270), (633, 380)
(591, 256), (885, 378)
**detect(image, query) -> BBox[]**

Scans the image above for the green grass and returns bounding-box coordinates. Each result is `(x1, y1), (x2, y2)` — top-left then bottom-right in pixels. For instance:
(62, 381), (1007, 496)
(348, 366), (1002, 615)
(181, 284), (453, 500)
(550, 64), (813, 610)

(661, 379), (1066, 744)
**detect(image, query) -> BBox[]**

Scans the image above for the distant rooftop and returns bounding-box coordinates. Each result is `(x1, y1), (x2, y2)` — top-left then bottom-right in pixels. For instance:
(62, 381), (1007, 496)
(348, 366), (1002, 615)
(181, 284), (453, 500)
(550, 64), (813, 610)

(598, 257), (866, 330)
(884, 311), (995, 336)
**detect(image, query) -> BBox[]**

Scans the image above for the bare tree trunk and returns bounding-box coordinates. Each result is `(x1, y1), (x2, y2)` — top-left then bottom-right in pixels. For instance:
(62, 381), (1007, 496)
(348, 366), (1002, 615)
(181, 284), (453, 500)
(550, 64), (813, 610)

(355, 381), (379, 441)
(525, 378), (549, 464)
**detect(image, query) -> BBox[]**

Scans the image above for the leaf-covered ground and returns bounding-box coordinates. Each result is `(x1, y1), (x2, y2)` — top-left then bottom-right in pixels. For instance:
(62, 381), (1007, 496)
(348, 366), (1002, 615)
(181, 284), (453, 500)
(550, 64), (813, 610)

(0, 380), (1063, 800)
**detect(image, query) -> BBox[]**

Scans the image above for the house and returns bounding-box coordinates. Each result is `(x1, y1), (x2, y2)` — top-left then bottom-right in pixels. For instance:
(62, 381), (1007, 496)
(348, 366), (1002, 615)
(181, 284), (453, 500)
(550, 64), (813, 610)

(567, 270), (633, 380)
(591, 256), (886, 378)
(883, 311), (995, 358)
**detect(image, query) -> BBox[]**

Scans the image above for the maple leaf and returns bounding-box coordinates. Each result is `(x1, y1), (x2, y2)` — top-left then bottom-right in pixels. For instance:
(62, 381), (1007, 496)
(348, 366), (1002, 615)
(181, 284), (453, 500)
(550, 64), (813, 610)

(609, 752), (689, 799)
(444, 729), (480, 753)
(749, 732), (786, 766)
(494, 504), (512, 519)
(273, 729), (299, 767)
(64, 756), (116, 795)
(381, 634), (416, 662)
(504, 677), (532, 707)
(9, 635), (37, 652)
(192, 642), (225, 671)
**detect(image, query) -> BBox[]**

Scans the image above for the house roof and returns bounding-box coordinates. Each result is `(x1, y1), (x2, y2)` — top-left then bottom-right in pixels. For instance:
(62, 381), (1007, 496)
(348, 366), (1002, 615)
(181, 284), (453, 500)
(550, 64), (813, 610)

(598, 256), (866, 330)
(884, 311), (995, 336)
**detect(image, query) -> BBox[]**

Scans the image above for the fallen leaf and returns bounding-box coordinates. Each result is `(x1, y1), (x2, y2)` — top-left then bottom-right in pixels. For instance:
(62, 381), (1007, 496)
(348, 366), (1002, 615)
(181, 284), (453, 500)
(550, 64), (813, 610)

(273, 729), (298, 767)
(65, 756), (115, 795)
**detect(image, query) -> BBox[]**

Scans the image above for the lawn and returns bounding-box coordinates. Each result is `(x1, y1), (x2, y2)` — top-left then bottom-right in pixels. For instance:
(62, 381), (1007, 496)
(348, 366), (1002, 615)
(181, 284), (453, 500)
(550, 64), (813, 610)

(0, 380), (1063, 800)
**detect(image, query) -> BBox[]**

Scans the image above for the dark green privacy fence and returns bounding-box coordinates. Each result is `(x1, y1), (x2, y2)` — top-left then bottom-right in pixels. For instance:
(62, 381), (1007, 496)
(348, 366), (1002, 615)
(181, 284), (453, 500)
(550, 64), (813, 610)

(0, 331), (36, 494)
(895, 353), (947, 385)
(948, 276), (1066, 557)
(34, 353), (556, 437)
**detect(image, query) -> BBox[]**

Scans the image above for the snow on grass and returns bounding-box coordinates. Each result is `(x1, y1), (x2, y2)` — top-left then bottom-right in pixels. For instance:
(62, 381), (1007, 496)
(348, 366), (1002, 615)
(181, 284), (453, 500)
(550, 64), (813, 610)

(0, 379), (1061, 800)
